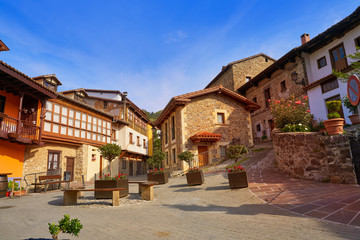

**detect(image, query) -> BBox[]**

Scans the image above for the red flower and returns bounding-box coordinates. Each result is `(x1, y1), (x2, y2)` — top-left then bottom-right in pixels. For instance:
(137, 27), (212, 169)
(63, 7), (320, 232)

(267, 99), (271, 102)
(295, 100), (301, 105)
(307, 110), (310, 113)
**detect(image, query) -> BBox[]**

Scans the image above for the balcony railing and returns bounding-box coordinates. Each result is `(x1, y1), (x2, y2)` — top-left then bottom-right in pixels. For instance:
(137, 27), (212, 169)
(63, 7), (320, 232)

(0, 112), (40, 142)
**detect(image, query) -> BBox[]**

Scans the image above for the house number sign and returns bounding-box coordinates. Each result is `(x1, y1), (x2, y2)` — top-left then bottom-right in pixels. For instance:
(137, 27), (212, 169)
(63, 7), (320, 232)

(347, 75), (360, 106)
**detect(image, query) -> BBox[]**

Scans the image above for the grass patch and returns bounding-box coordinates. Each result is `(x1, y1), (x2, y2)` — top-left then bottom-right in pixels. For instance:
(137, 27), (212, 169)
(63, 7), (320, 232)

(226, 157), (249, 168)
(252, 148), (266, 152)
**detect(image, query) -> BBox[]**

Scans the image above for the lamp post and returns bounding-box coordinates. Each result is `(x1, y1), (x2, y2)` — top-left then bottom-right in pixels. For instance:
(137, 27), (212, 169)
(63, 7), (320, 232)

(123, 91), (127, 121)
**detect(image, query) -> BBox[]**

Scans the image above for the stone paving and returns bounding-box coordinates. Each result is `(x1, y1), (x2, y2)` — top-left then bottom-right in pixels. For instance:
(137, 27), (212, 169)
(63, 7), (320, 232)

(1, 173), (360, 239)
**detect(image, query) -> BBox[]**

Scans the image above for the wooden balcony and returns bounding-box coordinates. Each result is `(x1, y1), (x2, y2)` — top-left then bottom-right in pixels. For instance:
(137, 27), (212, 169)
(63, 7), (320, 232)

(0, 113), (41, 144)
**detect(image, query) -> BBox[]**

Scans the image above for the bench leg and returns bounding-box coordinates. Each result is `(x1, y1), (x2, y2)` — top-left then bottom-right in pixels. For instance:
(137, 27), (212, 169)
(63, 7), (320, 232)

(63, 191), (78, 206)
(140, 185), (154, 201)
(139, 185), (142, 194)
(112, 191), (120, 206)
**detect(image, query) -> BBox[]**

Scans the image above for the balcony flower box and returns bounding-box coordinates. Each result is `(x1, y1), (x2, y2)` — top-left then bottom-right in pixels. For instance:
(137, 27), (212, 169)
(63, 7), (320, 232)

(227, 165), (248, 189)
(95, 174), (128, 199)
(186, 168), (204, 186)
(147, 168), (168, 184)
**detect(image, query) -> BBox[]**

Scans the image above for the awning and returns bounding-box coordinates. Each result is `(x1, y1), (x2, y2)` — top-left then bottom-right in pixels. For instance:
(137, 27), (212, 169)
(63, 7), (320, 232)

(190, 131), (222, 143)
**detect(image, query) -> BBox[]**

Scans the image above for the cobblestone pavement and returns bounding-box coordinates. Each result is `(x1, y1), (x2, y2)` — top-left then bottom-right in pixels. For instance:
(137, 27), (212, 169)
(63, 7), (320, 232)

(1, 173), (360, 240)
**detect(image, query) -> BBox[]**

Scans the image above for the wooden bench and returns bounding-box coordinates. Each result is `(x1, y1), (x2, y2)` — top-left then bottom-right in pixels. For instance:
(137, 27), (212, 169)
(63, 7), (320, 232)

(32, 175), (71, 193)
(63, 188), (126, 206)
(128, 181), (158, 200)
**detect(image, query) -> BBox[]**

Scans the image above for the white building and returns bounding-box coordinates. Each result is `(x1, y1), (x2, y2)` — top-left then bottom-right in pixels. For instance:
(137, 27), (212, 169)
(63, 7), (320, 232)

(301, 7), (360, 124)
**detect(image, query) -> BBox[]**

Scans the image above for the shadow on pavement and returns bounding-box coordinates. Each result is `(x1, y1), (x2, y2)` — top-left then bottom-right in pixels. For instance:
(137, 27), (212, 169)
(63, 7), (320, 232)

(205, 186), (229, 191)
(173, 188), (202, 193)
(169, 184), (188, 188)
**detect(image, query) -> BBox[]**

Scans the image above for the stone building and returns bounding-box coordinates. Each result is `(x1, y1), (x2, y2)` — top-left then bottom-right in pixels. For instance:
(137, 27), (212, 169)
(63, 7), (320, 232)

(205, 53), (276, 91)
(237, 49), (307, 141)
(154, 85), (260, 171)
(24, 76), (114, 183)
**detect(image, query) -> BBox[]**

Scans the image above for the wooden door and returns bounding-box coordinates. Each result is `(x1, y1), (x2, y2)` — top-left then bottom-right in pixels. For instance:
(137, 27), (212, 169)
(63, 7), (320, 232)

(136, 161), (142, 175)
(47, 151), (60, 174)
(99, 155), (103, 178)
(330, 44), (347, 71)
(66, 157), (75, 181)
(129, 161), (133, 176)
(198, 146), (208, 167)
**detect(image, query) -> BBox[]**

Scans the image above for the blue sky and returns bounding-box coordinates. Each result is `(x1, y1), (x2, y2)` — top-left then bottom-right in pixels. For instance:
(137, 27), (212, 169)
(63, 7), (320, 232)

(0, 1), (358, 112)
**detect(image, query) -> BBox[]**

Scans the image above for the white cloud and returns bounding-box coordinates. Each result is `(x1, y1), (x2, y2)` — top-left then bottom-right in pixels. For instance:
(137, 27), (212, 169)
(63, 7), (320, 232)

(163, 30), (187, 43)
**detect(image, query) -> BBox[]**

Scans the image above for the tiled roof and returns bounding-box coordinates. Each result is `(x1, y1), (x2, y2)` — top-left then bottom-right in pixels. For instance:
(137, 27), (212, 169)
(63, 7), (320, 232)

(303, 74), (336, 91)
(0, 40), (9, 52)
(154, 85), (260, 126)
(84, 89), (122, 94)
(33, 74), (62, 85)
(205, 53), (276, 89)
(190, 131), (222, 143)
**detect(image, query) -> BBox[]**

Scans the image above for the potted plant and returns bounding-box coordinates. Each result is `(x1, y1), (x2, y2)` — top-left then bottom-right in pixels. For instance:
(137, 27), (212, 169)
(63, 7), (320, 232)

(323, 100), (345, 135)
(148, 168), (168, 184)
(342, 96), (360, 124)
(48, 214), (83, 240)
(7, 180), (26, 197)
(178, 151), (204, 186)
(95, 173), (128, 199)
(227, 165), (248, 189)
(98, 143), (122, 178)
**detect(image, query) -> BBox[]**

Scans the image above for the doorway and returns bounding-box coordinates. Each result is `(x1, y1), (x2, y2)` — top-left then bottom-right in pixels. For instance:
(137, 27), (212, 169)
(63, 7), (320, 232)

(198, 146), (209, 167)
(66, 157), (75, 181)
(129, 161), (133, 176)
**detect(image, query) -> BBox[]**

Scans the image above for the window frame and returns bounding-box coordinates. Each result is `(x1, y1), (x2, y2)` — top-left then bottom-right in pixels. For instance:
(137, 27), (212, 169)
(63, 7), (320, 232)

(129, 132), (134, 144)
(171, 116), (175, 140)
(280, 80), (287, 92)
(329, 43), (348, 71)
(264, 88), (271, 107)
(317, 56), (327, 69)
(172, 148), (176, 163)
(217, 112), (225, 124)
(354, 36), (360, 47)
(321, 78), (339, 94)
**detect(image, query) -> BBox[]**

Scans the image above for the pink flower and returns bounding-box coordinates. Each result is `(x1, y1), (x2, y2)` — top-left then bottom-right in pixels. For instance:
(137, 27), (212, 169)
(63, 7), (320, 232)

(307, 110), (310, 113)
(267, 99), (271, 102)
(295, 100), (301, 105)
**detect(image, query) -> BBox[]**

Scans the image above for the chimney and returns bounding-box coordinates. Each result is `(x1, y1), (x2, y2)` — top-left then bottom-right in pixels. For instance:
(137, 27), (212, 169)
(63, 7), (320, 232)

(301, 33), (310, 45)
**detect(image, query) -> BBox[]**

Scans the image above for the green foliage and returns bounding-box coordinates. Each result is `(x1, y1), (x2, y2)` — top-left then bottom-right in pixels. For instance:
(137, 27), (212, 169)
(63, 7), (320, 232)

(251, 148), (265, 152)
(333, 47), (360, 83)
(226, 145), (248, 163)
(8, 180), (19, 191)
(327, 112), (341, 119)
(342, 95), (358, 114)
(48, 214), (83, 239)
(178, 151), (195, 166)
(148, 131), (165, 168)
(311, 121), (325, 132)
(261, 135), (267, 140)
(142, 109), (163, 122)
(282, 123), (310, 132)
(326, 100), (342, 119)
(270, 95), (312, 130)
(226, 156), (249, 168)
(98, 143), (122, 177)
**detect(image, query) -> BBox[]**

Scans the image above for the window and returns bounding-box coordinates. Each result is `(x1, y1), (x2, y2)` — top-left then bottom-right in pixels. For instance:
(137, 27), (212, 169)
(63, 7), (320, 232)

(280, 81), (286, 92)
(265, 58), (268, 62)
(137, 136), (140, 146)
(44, 81), (57, 91)
(317, 56), (327, 69)
(127, 110), (133, 122)
(92, 154), (96, 162)
(329, 43), (348, 71)
(355, 36), (360, 47)
(165, 152), (169, 165)
(111, 129), (116, 141)
(143, 139), (146, 148)
(122, 159), (127, 169)
(246, 76), (251, 82)
(171, 116), (175, 140)
(325, 95), (344, 118)
(74, 94), (85, 102)
(264, 88), (271, 107)
(252, 97), (257, 103)
(321, 78), (339, 93)
(104, 101), (107, 109)
(47, 151), (60, 171)
(172, 149), (176, 163)
(0, 95), (5, 113)
(217, 113), (225, 124)
(220, 146), (227, 157)
(129, 132), (133, 144)
(256, 124), (261, 132)
(165, 123), (168, 144)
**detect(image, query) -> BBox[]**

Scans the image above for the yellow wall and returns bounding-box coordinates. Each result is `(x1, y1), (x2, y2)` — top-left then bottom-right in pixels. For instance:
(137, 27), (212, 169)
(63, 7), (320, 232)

(0, 140), (25, 177)
(147, 124), (153, 156)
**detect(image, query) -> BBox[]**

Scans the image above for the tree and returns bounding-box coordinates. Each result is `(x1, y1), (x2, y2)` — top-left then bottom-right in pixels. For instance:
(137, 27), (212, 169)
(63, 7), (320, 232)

(48, 214), (83, 240)
(147, 131), (165, 168)
(226, 145), (248, 164)
(178, 151), (195, 168)
(98, 143), (121, 177)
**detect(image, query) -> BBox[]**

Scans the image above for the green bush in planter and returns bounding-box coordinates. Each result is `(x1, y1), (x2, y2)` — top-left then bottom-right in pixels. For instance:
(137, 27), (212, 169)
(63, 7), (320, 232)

(226, 145), (248, 164)
(326, 100), (342, 119)
(178, 151), (195, 168)
(342, 95), (359, 114)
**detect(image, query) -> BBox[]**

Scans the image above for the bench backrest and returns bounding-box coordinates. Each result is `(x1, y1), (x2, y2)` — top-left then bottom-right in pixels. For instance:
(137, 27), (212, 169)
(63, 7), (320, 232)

(39, 175), (61, 182)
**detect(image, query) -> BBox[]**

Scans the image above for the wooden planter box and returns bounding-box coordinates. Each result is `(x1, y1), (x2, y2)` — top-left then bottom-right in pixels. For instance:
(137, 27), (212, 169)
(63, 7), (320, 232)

(228, 171), (248, 189)
(148, 173), (168, 184)
(186, 170), (204, 186)
(95, 179), (128, 199)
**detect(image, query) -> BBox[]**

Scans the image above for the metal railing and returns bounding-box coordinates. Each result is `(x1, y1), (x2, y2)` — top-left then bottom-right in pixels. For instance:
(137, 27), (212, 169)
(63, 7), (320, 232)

(23, 168), (62, 190)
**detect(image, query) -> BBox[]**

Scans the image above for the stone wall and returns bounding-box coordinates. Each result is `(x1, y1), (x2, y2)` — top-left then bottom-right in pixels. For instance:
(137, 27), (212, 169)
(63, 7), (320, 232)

(207, 67), (234, 90)
(245, 57), (307, 141)
(272, 131), (356, 184)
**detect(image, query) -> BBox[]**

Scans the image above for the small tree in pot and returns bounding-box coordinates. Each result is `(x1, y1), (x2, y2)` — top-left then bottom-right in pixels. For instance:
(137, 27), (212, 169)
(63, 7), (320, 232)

(178, 151), (204, 186)
(342, 96), (360, 124)
(226, 145), (248, 164)
(98, 143), (122, 177)
(323, 100), (344, 135)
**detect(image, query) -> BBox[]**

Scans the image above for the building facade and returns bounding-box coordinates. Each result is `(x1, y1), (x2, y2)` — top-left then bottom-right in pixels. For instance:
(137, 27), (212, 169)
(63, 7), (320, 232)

(301, 7), (360, 123)
(205, 53), (276, 91)
(155, 85), (260, 171)
(237, 50), (307, 141)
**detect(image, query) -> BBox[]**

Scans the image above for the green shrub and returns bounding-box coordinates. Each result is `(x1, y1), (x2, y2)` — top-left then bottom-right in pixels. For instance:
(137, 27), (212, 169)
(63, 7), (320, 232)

(178, 151), (195, 168)
(48, 214), (83, 239)
(281, 123), (310, 132)
(342, 95), (358, 114)
(226, 145), (248, 163)
(327, 112), (341, 119)
(326, 100), (342, 113)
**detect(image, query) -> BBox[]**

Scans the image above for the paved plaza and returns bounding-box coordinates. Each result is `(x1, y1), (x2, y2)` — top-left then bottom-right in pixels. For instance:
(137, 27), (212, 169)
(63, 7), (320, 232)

(1, 172), (360, 240)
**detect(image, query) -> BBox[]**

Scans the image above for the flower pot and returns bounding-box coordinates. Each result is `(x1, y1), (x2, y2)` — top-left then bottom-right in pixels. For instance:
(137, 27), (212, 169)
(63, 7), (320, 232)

(95, 179), (128, 199)
(323, 118), (344, 135)
(152, 173), (168, 184)
(186, 170), (204, 186)
(228, 171), (248, 189)
(6, 191), (11, 197)
(348, 114), (360, 125)
(147, 173), (155, 181)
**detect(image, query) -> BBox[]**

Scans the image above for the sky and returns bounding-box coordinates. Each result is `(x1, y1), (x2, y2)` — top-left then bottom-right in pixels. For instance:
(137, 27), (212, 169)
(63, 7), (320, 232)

(0, 1), (359, 112)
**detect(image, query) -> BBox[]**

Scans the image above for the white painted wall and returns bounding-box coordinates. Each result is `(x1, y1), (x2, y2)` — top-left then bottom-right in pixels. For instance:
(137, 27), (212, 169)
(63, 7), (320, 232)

(86, 91), (122, 101)
(303, 25), (360, 124)
(114, 125), (148, 155)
